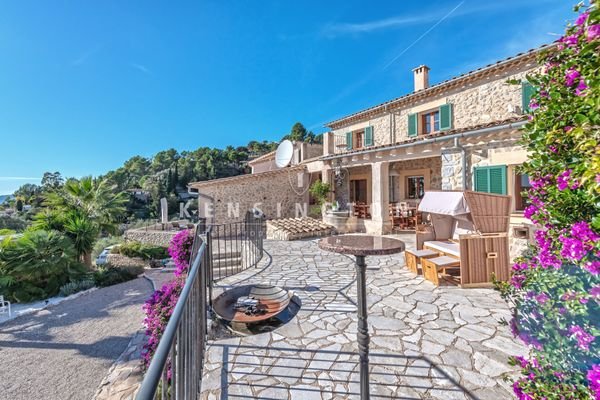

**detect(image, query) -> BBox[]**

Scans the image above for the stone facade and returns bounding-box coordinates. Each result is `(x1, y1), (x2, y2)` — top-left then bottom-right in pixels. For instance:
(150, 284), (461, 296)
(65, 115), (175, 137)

(331, 66), (535, 152)
(390, 157), (442, 200)
(191, 167), (310, 225)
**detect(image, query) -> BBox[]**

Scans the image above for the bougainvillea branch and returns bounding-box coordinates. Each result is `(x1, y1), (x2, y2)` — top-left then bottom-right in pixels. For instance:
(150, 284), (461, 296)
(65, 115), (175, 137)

(142, 229), (194, 370)
(497, 2), (600, 399)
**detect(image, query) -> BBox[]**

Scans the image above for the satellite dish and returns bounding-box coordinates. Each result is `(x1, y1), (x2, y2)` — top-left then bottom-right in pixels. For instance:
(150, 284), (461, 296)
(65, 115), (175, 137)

(275, 140), (294, 168)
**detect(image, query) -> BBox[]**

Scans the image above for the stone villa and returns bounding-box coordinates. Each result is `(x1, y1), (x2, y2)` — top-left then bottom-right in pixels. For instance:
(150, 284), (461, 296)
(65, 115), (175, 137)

(189, 44), (552, 260)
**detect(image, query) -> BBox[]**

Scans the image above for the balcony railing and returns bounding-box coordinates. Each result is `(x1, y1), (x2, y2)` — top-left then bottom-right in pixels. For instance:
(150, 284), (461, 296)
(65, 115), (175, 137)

(136, 212), (264, 400)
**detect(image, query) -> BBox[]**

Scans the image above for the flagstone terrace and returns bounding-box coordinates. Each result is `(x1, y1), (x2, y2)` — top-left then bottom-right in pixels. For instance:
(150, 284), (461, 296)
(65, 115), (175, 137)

(200, 235), (523, 400)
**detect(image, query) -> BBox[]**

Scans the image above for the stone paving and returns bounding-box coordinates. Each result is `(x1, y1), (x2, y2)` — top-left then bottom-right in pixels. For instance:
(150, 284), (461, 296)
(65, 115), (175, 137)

(201, 235), (524, 399)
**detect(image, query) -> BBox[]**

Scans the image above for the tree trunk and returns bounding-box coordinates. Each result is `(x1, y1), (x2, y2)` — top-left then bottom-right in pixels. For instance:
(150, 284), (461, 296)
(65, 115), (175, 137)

(83, 252), (93, 269)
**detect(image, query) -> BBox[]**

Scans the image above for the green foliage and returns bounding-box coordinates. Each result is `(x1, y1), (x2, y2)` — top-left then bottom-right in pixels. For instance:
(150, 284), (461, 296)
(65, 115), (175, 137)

(93, 265), (140, 287)
(34, 176), (128, 266)
(0, 230), (86, 302)
(112, 241), (169, 260)
(0, 215), (27, 232)
(0, 229), (15, 236)
(497, 3), (600, 399)
(92, 236), (123, 260)
(59, 279), (95, 296)
(309, 180), (331, 206)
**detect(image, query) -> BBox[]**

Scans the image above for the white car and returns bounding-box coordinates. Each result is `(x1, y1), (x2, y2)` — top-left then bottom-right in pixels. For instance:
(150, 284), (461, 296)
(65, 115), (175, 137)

(95, 245), (117, 266)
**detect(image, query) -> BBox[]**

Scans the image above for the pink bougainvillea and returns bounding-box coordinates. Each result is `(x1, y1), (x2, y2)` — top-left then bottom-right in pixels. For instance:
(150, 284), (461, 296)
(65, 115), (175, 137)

(168, 229), (194, 276)
(497, 2), (600, 399)
(142, 229), (194, 370)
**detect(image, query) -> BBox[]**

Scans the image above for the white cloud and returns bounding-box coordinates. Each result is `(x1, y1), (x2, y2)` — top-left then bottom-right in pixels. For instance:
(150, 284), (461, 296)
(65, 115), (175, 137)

(130, 63), (152, 75)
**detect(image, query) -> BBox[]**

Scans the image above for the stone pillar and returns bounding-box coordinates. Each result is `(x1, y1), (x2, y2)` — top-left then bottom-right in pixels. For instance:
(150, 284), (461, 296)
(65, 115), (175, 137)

(441, 150), (464, 190)
(365, 161), (391, 235)
(323, 132), (334, 156)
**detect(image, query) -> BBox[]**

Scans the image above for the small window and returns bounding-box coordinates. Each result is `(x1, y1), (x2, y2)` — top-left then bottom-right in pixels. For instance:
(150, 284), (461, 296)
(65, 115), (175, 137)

(354, 131), (364, 149)
(406, 176), (425, 199)
(421, 111), (440, 135)
(514, 172), (532, 211)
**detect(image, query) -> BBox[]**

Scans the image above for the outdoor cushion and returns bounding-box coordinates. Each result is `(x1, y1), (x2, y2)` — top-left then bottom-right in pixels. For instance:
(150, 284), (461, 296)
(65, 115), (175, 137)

(424, 241), (460, 257)
(406, 249), (438, 257)
(428, 256), (460, 267)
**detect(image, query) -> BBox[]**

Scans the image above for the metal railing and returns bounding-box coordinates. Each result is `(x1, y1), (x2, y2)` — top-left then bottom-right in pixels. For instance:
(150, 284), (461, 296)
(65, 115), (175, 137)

(137, 225), (211, 400)
(137, 213), (264, 400)
(208, 212), (264, 280)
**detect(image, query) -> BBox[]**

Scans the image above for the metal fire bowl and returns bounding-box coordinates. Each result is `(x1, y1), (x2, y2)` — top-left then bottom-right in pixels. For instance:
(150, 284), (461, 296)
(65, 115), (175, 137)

(213, 284), (292, 324)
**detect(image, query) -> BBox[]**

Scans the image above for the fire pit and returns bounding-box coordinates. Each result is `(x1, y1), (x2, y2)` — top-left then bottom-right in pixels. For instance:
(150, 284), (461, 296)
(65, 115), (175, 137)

(213, 284), (295, 331)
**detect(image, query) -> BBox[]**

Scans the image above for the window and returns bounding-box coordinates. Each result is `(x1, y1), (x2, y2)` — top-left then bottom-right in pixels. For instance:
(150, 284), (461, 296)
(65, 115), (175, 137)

(422, 111), (440, 134)
(473, 165), (507, 195)
(345, 126), (373, 150)
(350, 179), (368, 203)
(406, 176), (425, 199)
(354, 131), (364, 149)
(514, 172), (532, 211)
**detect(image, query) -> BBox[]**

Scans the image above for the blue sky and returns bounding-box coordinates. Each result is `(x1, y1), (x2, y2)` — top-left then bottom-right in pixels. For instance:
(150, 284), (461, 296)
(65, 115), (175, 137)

(0, 0), (574, 194)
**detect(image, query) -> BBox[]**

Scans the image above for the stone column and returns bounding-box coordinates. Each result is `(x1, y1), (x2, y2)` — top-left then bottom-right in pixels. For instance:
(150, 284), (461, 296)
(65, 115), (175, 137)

(323, 132), (334, 156)
(441, 150), (464, 190)
(366, 161), (391, 235)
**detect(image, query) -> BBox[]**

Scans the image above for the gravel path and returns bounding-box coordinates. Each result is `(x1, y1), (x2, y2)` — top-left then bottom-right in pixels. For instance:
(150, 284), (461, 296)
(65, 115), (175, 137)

(0, 278), (153, 400)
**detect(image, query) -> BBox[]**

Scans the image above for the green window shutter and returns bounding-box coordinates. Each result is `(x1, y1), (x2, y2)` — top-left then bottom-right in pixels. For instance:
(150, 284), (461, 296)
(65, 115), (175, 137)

(489, 165), (507, 195)
(473, 165), (507, 194)
(439, 104), (452, 131)
(407, 113), (418, 137)
(474, 167), (489, 193)
(364, 126), (373, 146)
(522, 82), (535, 113)
(346, 132), (353, 150)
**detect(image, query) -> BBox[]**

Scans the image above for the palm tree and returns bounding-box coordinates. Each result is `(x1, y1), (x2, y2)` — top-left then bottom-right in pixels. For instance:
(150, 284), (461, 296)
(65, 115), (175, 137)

(37, 177), (127, 267)
(0, 230), (85, 302)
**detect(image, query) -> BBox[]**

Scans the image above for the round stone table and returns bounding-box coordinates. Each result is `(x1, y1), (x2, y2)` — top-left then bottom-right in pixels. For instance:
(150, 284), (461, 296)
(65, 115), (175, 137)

(318, 235), (405, 400)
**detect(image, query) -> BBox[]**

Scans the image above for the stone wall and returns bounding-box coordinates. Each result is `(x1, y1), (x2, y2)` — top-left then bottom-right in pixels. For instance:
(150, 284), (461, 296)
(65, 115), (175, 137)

(123, 229), (177, 247)
(331, 66), (536, 153)
(192, 168), (310, 225)
(390, 157), (442, 200)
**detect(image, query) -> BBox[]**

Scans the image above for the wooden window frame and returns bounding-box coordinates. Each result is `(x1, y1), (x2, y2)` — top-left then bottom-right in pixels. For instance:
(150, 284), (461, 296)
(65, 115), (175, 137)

(406, 175), (425, 199)
(421, 110), (440, 135)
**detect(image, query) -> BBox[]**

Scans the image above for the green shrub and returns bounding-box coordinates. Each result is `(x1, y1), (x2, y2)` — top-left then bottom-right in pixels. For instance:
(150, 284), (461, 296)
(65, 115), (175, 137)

(59, 279), (95, 296)
(0, 215), (27, 232)
(93, 265), (140, 287)
(92, 236), (123, 260)
(309, 180), (331, 206)
(112, 241), (169, 260)
(0, 230), (86, 302)
(0, 229), (16, 236)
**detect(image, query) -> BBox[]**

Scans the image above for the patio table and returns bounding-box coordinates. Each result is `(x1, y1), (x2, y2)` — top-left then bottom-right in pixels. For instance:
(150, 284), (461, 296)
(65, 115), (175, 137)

(318, 235), (405, 400)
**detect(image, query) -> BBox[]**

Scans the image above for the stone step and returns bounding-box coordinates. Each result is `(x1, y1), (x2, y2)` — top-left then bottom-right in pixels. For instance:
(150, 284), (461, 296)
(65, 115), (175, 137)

(212, 256), (242, 268)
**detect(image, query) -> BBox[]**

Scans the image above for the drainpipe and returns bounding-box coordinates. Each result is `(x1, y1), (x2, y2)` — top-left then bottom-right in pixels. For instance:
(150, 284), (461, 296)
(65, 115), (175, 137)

(453, 137), (468, 190)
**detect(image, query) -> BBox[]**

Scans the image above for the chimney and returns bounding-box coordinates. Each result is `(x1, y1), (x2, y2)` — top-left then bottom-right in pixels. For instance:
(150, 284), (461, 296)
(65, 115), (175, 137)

(412, 65), (430, 92)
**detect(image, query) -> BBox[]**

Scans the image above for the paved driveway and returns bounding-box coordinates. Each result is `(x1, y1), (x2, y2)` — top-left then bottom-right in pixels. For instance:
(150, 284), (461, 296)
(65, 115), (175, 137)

(201, 236), (524, 399)
(0, 278), (152, 400)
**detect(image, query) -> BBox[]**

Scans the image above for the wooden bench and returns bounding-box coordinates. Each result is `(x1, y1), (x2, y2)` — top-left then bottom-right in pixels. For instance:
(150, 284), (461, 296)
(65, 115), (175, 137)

(405, 249), (438, 275)
(422, 256), (461, 286)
